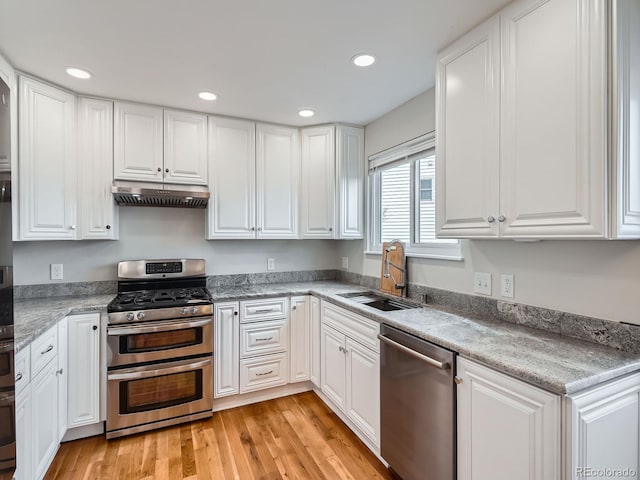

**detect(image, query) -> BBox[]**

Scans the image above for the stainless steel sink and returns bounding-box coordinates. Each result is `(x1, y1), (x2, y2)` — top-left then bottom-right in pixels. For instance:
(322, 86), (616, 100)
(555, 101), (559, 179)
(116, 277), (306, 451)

(337, 292), (417, 311)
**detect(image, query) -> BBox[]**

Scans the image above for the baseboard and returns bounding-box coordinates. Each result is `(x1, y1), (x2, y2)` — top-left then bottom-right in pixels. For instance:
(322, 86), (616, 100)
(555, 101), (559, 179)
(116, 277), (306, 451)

(312, 388), (388, 467)
(212, 382), (314, 412)
(61, 422), (104, 442)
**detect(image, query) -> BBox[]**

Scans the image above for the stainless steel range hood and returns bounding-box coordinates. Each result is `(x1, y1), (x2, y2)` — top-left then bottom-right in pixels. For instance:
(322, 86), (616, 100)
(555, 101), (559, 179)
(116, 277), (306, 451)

(112, 181), (209, 208)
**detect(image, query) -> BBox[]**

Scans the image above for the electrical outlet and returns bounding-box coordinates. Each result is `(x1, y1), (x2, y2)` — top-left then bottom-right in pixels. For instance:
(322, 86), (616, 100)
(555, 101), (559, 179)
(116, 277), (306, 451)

(341, 257), (349, 270)
(501, 274), (514, 298)
(267, 258), (275, 271)
(50, 264), (63, 280)
(474, 272), (491, 295)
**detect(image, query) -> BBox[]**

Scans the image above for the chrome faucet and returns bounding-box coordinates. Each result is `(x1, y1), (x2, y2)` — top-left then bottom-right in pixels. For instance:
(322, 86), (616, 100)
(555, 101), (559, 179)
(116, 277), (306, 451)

(384, 241), (406, 290)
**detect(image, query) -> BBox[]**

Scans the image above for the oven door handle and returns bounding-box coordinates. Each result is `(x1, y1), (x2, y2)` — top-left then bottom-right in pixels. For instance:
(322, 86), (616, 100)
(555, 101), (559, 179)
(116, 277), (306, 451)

(107, 317), (211, 336)
(107, 358), (211, 381)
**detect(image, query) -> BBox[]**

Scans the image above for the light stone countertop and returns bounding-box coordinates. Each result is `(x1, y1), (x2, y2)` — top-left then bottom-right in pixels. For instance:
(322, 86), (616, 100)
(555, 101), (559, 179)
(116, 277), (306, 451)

(13, 281), (640, 395)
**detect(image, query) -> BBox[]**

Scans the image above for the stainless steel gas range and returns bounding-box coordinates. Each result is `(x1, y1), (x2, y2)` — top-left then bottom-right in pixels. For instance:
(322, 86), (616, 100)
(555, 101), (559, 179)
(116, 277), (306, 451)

(106, 259), (213, 439)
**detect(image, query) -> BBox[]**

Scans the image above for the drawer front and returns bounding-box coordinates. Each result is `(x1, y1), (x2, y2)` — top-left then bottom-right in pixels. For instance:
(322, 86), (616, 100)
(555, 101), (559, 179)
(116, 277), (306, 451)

(240, 353), (289, 393)
(15, 345), (31, 394)
(321, 302), (379, 352)
(30, 324), (58, 377)
(241, 319), (288, 358)
(241, 297), (288, 323)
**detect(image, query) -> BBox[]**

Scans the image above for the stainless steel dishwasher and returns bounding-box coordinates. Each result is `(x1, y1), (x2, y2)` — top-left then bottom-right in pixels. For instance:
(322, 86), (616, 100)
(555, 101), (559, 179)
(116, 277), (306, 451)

(379, 324), (456, 480)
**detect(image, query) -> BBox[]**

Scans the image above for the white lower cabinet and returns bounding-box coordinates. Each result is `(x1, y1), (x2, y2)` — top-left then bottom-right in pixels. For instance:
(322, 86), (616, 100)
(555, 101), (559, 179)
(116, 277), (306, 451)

(320, 301), (380, 447)
(240, 352), (289, 393)
(214, 302), (240, 398)
(32, 359), (60, 480)
(309, 296), (321, 388)
(457, 357), (562, 480)
(15, 384), (32, 480)
(565, 372), (640, 480)
(57, 317), (68, 441)
(289, 295), (310, 382)
(67, 313), (101, 428)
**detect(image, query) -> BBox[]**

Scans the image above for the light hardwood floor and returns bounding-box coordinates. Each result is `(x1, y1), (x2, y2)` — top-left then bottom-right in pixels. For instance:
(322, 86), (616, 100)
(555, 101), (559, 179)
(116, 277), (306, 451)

(45, 391), (393, 479)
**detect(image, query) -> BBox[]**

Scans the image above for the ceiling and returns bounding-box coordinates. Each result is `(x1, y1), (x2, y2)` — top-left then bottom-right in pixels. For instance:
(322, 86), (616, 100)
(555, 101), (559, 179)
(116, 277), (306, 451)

(0, 0), (511, 126)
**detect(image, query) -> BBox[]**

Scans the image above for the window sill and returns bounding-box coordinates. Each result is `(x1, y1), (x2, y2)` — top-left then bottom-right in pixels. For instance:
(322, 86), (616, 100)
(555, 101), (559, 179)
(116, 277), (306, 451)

(364, 250), (464, 262)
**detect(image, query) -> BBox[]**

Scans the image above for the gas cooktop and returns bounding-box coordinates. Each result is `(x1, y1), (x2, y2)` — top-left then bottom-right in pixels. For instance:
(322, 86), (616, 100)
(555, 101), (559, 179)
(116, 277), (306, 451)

(107, 286), (212, 312)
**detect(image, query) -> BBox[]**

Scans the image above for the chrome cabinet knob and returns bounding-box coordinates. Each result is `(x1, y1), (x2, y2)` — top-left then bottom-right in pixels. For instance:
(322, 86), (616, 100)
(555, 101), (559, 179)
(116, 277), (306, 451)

(329, 227), (333, 232)
(126, 312), (134, 321)
(69, 225), (76, 230)
(165, 168), (169, 173)
(454, 376), (463, 385)
(234, 311), (239, 316)
(106, 225), (111, 230)
(92, 325), (98, 331)
(487, 216), (495, 223)
(498, 215), (506, 222)
(292, 305), (297, 310)
(251, 227), (255, 231)
(157, 167), (162, 172)
(137, 311), (145, 320)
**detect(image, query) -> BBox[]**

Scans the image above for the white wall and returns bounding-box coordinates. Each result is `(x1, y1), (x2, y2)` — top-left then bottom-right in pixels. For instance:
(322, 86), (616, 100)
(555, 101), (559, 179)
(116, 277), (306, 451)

(339, 88), (640, 325)
(14, 207), (340, 284)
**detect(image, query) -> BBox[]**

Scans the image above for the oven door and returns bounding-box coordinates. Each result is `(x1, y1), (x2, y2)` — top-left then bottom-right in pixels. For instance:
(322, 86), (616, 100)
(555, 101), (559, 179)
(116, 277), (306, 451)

(107, 316), (212, 367)
(107, 356), (213, 436)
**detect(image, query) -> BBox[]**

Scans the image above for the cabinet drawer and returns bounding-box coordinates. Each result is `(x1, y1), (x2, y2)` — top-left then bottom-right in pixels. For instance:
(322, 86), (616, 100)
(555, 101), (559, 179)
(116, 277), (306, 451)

(241, 319), (288, 358)
(240, 298), (288, 323)
(14, 345), (30, 394)
(321, 302), (379, 353)
(240, 353), (288, 393)
(30, 324), (58, 377)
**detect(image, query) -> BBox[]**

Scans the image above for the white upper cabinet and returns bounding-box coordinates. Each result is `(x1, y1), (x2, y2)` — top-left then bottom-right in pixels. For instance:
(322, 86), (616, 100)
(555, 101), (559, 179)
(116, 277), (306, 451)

(18, 76), (77, 240)
(113, 101), (163, 182)
(163, 109), (207, 185)
(436, 16), (500, 238)
(336, 125), (365, 239)
(78, 98), (118, 240)
(256, 123), (300, 238)
(437, 0), (636, 239)
(206, 116), (256, 239)
(300, 125), (336, 238)
(499, 0), (606, 238)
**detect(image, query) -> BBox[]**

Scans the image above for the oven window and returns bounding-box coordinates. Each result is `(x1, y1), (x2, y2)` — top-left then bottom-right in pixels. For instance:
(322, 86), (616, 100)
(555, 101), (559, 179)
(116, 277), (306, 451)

(120, 327), (202, 354)
(120, 370), (203, 414)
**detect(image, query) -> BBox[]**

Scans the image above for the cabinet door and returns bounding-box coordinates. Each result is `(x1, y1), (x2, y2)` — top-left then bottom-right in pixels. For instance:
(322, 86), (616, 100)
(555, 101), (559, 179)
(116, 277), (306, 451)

(163, 109), (207, 185)
(309, 296), (321, 388)
(57, 317), (68, 441)
(0, 54), (15, 174)
(566, 372), (640, 480)
(79, 98), (118, 239)
(320, 324), (346, 411)
(15, 386), (32, 480)
(289, 296), (310, 382)
(67, 313), (101, 428)
(18, 76), (77, 240)
(300, 126), (335, 238)
(346, 338), (379, 447)
(113, 102), (163, 182)
(206, 116), (256, 239)
(499, 0), (607, 238)
(457, 357), (560, 480)
(435, 16), (500, 238)
(336, 126), (365, 239)
(256, 123), (299, 238)
(32, 361), (59, 480)
(214, 302), (240, 398)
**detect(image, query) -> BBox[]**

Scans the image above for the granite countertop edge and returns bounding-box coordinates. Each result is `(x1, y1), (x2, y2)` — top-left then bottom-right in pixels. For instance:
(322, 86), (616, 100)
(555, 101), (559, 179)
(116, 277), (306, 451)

(13, 282), (640, 396)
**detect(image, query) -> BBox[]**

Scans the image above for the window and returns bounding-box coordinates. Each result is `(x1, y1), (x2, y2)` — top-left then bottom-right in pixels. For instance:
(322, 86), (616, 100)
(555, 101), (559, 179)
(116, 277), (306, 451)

(368, 133), (462, 260)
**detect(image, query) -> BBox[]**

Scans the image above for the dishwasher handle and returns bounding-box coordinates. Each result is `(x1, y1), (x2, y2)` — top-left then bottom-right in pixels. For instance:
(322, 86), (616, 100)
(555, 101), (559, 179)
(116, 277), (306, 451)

(378, 334), (451, 370)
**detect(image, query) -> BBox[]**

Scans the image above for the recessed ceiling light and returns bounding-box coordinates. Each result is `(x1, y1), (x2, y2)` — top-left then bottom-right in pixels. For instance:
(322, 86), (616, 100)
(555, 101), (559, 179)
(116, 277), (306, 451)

(198, 91), (218, 101)
(65, 67), (92, 79)
(298, 109), (315, 118)
(352, 54), (376, 67)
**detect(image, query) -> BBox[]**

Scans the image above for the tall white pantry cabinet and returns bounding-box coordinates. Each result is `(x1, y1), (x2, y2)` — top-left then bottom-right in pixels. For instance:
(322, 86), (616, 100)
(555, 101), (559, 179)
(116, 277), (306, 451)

(436, 0), (640, 240)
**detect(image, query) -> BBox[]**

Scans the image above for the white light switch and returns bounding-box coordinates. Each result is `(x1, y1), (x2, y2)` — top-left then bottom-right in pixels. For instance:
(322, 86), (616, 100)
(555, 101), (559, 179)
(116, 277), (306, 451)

(267, 258), (275, 271)
(50, 264), (63, 280)
(474, 272), (491, 296)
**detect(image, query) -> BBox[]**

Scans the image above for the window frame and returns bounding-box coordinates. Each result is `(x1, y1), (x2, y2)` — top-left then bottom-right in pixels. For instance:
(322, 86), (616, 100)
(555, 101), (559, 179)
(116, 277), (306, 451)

(366, 132), (462, 261)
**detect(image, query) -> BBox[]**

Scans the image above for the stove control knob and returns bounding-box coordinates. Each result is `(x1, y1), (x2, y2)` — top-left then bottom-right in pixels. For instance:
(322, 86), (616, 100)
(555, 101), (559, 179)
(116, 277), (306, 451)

(191, 307), (198, 314)
(181, 307), (189, 315)
(126, 312), (134, 321)
(137, 311), (145, 320)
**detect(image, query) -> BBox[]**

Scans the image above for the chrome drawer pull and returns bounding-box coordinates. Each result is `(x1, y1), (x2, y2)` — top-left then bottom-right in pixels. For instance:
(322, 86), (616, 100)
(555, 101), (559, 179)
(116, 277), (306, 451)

(256, 370), (273, 377)
(378, 334), (450, 370)
(255, 337), (274, 342)
(15, 372), (22, 382)
(253, 308), (277, 314)
(41, 344), (54, 355)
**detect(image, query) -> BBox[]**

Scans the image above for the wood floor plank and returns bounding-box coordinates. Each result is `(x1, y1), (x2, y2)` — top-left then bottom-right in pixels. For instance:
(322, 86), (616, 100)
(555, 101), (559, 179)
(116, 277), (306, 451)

(46, 392), (393, 480)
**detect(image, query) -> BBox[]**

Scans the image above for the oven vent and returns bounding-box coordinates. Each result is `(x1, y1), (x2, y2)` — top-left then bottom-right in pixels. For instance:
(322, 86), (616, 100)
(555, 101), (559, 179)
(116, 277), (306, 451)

(112, 181), (209, 208)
